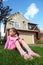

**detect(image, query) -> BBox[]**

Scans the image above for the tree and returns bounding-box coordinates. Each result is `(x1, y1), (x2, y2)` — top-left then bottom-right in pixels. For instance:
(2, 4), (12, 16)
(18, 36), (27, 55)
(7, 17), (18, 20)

(0, 0), (12, 38)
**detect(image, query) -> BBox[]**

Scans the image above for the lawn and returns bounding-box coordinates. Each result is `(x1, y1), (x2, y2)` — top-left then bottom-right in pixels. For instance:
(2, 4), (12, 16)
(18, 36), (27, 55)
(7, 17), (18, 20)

(0, 46), (43, 65)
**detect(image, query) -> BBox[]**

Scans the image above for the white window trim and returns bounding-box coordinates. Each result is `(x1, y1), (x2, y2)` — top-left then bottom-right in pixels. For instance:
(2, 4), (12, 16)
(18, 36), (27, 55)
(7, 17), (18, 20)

(23, 23), (27, 29)
(9, 21), (20, 28)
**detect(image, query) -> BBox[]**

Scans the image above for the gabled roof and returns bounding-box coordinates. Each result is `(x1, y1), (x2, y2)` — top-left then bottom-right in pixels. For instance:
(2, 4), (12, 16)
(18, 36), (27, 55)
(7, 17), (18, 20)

(5, 12), (40, 32)
(7, 12), (29, 22)
(28, 22), (37, 25)
(6, 12), (37, 25)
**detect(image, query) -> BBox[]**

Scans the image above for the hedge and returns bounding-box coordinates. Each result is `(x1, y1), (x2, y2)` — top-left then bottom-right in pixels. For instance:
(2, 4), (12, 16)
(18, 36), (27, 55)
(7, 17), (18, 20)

(0, 38), (6, 45)
(36, 40), (43, 44)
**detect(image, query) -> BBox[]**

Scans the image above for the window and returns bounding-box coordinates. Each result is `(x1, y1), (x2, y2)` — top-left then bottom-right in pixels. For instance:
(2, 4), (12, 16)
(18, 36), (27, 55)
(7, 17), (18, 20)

(9, 21), (20, 28)
(15, 22), (20, 28)
(23, 24), (26, 29)
(29, 25), (31, 29)
(23, 21), (26, 29)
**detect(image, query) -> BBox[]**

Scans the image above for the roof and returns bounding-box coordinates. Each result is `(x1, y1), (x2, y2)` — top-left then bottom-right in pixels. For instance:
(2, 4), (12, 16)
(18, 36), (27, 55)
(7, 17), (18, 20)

(28, 22), (37, 25)
(6, 12), (37, 25)
(6, 28), (39, 33)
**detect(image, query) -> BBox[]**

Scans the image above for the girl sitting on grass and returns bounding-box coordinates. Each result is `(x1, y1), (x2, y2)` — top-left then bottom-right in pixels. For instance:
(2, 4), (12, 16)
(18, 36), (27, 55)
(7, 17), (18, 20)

(4, 28), (40, 60)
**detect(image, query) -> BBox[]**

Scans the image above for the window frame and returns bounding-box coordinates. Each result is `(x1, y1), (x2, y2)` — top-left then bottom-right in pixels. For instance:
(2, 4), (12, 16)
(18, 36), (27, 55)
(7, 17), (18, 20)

(9, 21), (20, 28)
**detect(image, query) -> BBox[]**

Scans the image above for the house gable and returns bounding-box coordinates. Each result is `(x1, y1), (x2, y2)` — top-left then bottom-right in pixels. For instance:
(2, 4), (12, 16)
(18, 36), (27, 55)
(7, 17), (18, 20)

(6, 12), (29, 30)
(4, 12), (41, 44)
(5, 12), (40, 33)
(28, 22), (40, 32)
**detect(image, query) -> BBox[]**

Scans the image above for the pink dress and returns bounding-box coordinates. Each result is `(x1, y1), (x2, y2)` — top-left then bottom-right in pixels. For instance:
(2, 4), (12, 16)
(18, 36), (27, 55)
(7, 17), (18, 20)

(4, 35), (23, 50)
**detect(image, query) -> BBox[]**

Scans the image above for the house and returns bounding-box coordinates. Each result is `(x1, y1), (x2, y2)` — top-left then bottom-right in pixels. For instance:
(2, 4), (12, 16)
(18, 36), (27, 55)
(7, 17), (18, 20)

(4, 12), (41, 44)
(40, 30), (43, 40)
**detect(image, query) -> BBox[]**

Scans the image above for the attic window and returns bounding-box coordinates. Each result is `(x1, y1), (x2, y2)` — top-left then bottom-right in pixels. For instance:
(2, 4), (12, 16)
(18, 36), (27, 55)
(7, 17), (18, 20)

(23, 21), (27, 29)
(29, 25), (31, 29)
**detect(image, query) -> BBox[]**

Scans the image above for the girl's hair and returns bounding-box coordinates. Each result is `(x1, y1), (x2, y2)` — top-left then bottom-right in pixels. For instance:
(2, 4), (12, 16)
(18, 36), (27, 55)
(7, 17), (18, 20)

(9, 28), (19, 36)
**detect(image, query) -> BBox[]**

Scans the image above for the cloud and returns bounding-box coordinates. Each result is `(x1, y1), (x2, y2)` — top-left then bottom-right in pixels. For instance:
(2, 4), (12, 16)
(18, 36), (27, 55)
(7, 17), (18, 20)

(24, 3), (39, 19)
(3, 0), (8, 1)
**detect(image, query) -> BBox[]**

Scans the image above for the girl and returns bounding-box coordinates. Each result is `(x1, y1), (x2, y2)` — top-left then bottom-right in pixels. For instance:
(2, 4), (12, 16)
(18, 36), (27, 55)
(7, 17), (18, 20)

(4, 28), (40, 60)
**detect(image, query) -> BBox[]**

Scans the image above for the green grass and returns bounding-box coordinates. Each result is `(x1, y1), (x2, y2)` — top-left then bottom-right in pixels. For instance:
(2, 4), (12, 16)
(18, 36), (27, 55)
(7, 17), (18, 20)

(0, 46), (43, 65)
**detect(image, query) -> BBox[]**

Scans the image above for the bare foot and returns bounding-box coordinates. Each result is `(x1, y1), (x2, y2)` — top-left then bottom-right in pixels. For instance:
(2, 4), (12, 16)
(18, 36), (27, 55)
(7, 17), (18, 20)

(32, 52), (40, 57)
(23, 52), (33, 60)
(29, 51), (40, 57)
(23, 53), (28, 60)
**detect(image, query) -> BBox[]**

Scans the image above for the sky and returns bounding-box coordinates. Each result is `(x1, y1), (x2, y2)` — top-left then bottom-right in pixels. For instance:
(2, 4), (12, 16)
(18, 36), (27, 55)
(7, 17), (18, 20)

(3, 0), (43, 30)
(1, 0), (43, 36)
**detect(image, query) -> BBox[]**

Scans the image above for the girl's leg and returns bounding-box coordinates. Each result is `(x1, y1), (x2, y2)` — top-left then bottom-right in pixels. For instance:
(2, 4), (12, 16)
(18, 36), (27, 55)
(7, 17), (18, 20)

(15, 41), (31, 60)
(20, 39), (40, 57)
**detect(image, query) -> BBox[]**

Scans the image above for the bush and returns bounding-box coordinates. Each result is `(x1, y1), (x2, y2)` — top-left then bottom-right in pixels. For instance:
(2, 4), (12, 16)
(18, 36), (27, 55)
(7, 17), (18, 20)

(0, 38), (6, 45)
(36, 40), (43, 44)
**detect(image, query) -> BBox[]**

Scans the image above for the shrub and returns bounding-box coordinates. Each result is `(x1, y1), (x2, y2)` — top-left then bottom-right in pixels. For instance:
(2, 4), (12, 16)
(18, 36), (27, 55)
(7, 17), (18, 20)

(0, 38), (6, 45)
(36, 40), (43, 44)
